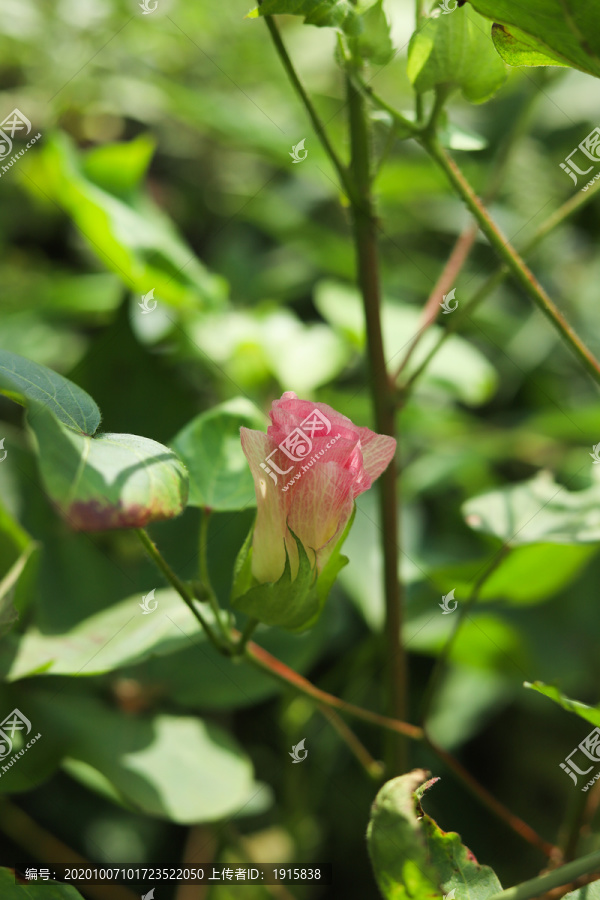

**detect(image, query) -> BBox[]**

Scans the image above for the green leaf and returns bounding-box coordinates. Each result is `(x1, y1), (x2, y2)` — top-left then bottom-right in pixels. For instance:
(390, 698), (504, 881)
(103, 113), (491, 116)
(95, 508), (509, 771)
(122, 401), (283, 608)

(431, 544), (597, 606)
(367, 770), (502, 900)
(0, 350), (100, 435)
(247, 0), (360, 34)
(469, 0), (600, 78)
(29, 405), (188, 531)
(526, 681), (600, 728)
(31, 134), (226, 310)
(463, 472), (600, 546)
(407, 5), (507, 103)
(0, 870), (85, 900)
(491, 23), (570, 68)
(0, 589), (216, 680)
(171, 398), (267, 511)
(357, 0), (394, 64)
(20, 689), (257, 823)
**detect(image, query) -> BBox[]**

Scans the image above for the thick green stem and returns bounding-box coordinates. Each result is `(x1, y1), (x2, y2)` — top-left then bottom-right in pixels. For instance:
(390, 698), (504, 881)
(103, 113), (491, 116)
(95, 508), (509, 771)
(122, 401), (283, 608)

(136, 528), (225, 653)
(423, 137), (600, 383)
(346, 68), (407, 774)
(486, 849), (600, 900)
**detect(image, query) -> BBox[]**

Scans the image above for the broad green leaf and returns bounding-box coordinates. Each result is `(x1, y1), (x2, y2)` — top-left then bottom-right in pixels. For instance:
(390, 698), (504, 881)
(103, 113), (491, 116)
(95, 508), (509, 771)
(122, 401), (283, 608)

(247, 0), (360, 34)
(367, 770), (440, 899)
(81, 133), (156, 197)
(0, 870), (85, 900)
(0, 589), (217, 680)
(563, 880), (600, 900)
(357, 0), (394, 64)
(171, 398), (267, 511)
(463, 472), (600, 546)
(15, 689), (257, 823)
(491, 23), (570, 69)
(367, 770), (502, 900)
(430, 544), (597, 606)
(29, 405), (188, 531)
(315, 280), (498, 406)
(469, 0), (600, 78)
(30, 134), (226, 310)
(407, 5), (507, 103)
(526, 681), (600, 728)
(0, 350), (100, 435)
(191, 308), (351, 394)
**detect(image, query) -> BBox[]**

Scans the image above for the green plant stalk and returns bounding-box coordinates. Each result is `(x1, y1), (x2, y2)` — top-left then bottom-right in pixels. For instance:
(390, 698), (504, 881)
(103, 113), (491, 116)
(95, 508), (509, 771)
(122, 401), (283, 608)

(346, 66), (407, 774)
(262, 15), (358, 205)
(485, 849), (600, 900)
(198, 508), (225, 631)
(401, 174), (600, 392)
(422, 136), (600, 383)
(136, 527), (226, 653)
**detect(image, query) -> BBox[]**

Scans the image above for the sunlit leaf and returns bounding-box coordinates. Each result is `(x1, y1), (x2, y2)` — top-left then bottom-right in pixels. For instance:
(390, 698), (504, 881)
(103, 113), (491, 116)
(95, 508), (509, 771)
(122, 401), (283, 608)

(30, 405), (188, 531)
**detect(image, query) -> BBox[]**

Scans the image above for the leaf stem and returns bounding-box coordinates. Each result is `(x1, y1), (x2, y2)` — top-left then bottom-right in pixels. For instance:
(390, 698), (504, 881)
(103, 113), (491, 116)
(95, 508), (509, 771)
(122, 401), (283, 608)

(346, 64), (407, 773)
(485, 849), (600, 900)
(317, 704), (385, 780)
(400, 175), (600, 392)
(262, 15), (358, 204)
(136, 527), (226, 653)
(198, 508), (224, 630)
(421, 136), (600, 383)
(244, 639), (422, 740)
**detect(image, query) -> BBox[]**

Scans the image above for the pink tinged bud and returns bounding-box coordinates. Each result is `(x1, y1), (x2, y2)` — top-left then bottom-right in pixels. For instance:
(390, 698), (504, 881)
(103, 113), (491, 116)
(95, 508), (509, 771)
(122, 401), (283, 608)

(240, 392), (396, 584)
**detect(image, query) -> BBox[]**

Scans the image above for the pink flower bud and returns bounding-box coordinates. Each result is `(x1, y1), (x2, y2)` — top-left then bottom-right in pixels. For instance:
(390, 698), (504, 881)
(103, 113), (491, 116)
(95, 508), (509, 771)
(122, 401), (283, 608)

(241, 391), (396, 583)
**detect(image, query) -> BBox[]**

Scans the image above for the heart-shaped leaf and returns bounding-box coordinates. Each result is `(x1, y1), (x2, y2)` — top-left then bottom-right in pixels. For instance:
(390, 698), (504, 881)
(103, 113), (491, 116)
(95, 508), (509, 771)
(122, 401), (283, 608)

(469, 0), (600, 78)
(0, 350), (100, 435)
(171, 399), (267, 511)
(30, 405), (188, 531)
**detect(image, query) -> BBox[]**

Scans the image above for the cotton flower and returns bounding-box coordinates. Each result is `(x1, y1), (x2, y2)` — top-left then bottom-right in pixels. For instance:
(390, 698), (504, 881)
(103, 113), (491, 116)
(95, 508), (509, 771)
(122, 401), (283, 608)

(240, 391), (396, 584)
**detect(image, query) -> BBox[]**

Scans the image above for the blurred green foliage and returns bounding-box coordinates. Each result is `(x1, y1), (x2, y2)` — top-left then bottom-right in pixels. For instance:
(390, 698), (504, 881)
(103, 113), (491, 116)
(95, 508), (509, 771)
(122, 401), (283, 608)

(2, 0), (600, 897)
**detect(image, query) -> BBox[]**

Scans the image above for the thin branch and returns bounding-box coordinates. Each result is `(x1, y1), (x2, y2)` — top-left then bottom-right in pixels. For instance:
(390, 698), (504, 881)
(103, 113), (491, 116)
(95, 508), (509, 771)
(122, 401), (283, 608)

(419, 546), (509, 726)
(425, 735), (558, 860)
(262, 14), (358, 204)
(317, 704), (385, 780)
(422, 137), (600, 383)
(244, 639), (422, 740)
(136, 528), (225, 653)
(401, 175), (600, 392)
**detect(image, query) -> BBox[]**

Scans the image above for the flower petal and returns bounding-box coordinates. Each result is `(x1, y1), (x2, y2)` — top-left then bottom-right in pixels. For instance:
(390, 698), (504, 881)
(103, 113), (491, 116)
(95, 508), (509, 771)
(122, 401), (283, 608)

(356, 428), (397, 488)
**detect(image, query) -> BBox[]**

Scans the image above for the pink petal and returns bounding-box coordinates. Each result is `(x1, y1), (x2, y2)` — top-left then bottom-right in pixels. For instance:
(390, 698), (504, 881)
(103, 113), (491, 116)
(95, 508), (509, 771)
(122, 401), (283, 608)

(356, 428), (397, 490)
